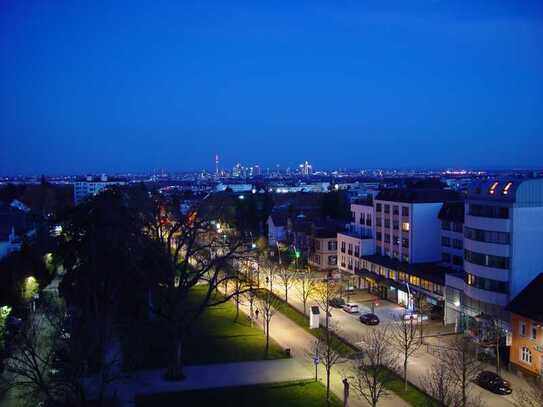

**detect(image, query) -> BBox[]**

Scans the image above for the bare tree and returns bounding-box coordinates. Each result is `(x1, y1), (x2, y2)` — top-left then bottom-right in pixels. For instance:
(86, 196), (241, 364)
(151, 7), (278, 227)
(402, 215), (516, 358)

(313, 328), (344, 406)
(512, 378), (543, 407)
(389, 314), (422, 391)
(413, 292), (434, 344)
(276, 262), (297, 303)
(313, 278), (341, 403)
(299, 266), (317, 315)
(145, 196), (250, 380)
(255, 288), (282, 357)
(420, 355), (459, 406)
(446, 335), (483, 407)
(351, 326), (397, 407)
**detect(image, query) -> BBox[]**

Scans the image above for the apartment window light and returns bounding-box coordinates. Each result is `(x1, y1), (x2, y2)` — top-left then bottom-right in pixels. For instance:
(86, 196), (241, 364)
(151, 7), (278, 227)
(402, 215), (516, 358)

(488, 181), (499, 195)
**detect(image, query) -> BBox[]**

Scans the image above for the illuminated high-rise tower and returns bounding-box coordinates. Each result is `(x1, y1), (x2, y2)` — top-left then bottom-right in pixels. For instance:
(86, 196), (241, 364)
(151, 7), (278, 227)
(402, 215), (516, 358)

(215, 153), (219, 175)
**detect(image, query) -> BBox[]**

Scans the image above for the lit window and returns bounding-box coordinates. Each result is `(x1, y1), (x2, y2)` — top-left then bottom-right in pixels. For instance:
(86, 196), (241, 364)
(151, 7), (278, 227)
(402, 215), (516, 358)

(488, 181), (499, 195)
(503, 182), (513, 195)
(521, 347), (532, 364)
(402, 222), (410, 232)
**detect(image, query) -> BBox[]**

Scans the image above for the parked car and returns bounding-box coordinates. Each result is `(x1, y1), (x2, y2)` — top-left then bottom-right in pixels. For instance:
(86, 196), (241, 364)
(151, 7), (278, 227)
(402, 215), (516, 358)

(328, 297), (345, 308)
(342, 303), (359, 314)
(359, 313), (380, 325)
(476, 371), (512, 395)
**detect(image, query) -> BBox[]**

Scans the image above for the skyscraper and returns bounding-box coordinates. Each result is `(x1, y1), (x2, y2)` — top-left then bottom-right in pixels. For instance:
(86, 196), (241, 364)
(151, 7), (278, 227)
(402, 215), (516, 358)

(215, 153), (219, 175)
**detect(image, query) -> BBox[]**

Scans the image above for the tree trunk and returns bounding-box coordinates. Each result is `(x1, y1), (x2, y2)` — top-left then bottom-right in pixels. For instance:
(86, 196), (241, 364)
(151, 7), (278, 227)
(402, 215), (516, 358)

(404, 357), (408, 391)
(166, 333), (185, 380)
(326, 366), (331, 403)
(265, 317), (270, 357)
(285, 287), (288, 303)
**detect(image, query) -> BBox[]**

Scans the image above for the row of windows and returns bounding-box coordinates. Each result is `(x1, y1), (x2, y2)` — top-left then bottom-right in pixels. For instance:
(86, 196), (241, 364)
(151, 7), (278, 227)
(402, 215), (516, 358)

(352, 212), (373, 227)
(464, 249), (510, 269)
(376, 232), (409, 248)
(469, 204), (509, 219)
(315, 240), (337, 251)
(375, 203), (409, 217)
(519, 320), (538, 341)
(375, 246), (410, 263)
(313, 254), (337, 266)
(441, 221), (463, 233)
(376, 218), (410, 231)
(464, 227), (510, 245)
(466, 273), (509, 294)
(442, 252), (463, 266)
(441, 237), (463, 249)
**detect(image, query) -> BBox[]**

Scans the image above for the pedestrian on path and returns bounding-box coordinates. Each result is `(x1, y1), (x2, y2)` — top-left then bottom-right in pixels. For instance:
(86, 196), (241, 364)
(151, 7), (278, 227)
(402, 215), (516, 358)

(255, 309), (259, 320)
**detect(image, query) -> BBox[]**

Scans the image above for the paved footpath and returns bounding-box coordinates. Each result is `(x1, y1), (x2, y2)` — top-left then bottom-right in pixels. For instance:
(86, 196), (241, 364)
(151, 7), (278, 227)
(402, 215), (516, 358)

(239, 296), (409, 407)
(99, 359), (311, 405)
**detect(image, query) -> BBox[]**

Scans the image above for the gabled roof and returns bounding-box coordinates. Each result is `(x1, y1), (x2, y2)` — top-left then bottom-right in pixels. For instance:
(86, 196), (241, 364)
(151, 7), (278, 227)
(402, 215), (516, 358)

(376, 189), (461, 204)
(438, 201), (465, 223)
(505, 273), (543, 322)
(269, 212), (287, 227)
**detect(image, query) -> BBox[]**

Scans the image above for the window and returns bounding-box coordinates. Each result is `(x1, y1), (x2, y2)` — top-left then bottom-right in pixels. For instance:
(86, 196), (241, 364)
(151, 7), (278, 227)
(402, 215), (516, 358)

(384, 234), (391, 243)
(520, 320), (526, 337)
(328, 256), (337, 265)
(376, 217), (382, 227)
(452, 239), (463, 249)
(409, 275), (420, 286)
(402, 222), (410, 232)
(465, 250), (510, 269)
(402, 207), (409, 217)
(531, 324), (537, 340)
(348, 243), (353, 255)
(402, 238), (409, 248)
(442, 253), (451, 262)
(442, 237), (451, 247)
(314, 255), (321, 265)
(402, 254), (409, 263)
(452, 256), (463, 266)
(384, 218), (390, 228)
(442, 221), (451, 231)
(341, 241), (346, 253)
(521, 347), (532, 364)
(328, 241), (337, 251)
(376, 232), (382, 241)
(465, 273), (508, 294)
(366, 214), (372, 226)
(464, 227), (510, 245)
(469, 204), (509, 219)
(393, 235), (399, 245)
(393, 220), (399, 230)
(393, 205), (399, 215)
(354, 246), (360, 257)
(384, 204), (390, 214)
(398, 272), (408, 282)
(359, 213), (364, 225)
(376, 203), (382, 212)
(453, 222), (463, 233)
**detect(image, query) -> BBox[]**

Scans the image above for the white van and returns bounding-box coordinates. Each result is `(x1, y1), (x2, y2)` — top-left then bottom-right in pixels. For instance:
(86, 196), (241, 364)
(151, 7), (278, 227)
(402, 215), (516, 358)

(342, 303), (359, 314)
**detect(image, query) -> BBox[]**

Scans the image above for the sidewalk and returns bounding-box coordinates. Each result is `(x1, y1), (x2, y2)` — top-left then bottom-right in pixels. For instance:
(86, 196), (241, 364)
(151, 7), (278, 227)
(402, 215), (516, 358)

(97, 359), (312, 406)
(240, 294), (409, 407)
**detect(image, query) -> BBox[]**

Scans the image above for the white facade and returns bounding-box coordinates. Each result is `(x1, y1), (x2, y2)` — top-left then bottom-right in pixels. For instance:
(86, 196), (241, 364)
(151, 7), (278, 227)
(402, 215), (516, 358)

(73, 176), (125, 205)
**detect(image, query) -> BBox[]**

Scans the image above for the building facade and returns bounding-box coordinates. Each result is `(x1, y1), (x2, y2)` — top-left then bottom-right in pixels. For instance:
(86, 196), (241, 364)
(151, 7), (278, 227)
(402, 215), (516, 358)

(447, 178), (543, 326)
(506, 274), (543, 378)
(73, 175), (126, 205)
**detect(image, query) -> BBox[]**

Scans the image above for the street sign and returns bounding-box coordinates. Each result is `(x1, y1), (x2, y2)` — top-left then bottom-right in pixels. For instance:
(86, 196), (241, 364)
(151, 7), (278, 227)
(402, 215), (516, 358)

(313, 356), (320, 365)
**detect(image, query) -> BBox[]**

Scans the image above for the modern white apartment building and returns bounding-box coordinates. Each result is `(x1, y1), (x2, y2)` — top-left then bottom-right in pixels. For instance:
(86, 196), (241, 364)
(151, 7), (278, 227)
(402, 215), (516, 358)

(445, 178), (543, 325)
(374, 189), (461, 263)
(73, 175), (126, 205)
(438, 200), (465, 271)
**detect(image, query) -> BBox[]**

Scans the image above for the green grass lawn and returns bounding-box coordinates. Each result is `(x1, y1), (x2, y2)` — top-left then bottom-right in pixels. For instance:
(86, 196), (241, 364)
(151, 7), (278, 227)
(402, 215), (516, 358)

(122, 285), (285, 369)
(135, 380), (342, 407)
(258, 290), (435, 406)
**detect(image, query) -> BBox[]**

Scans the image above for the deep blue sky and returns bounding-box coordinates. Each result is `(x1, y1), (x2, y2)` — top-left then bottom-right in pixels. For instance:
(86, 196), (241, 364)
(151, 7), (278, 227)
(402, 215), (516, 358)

(1, 1), (542, 175)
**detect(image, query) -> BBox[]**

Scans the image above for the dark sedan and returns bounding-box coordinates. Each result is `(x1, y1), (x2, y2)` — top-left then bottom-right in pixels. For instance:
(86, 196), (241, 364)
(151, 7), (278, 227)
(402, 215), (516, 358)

(359, 313), (380, 325)
(328, 297), (346, 308)
(476, 371), (512, 395)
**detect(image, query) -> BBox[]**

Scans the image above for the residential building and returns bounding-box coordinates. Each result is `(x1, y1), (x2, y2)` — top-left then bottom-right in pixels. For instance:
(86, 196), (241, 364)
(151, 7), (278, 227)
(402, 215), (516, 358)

(308, 225), (339, 271)
(266, 212), (287, 246)
(438, 200), (465, 271)
(337, 199), (375, 274)
(73, 175), (126, 205)
(505, 273), (543, 378)
(0, 203), (36, 259)
(448, 178), (543, 326)
(374, 189), (461, 263)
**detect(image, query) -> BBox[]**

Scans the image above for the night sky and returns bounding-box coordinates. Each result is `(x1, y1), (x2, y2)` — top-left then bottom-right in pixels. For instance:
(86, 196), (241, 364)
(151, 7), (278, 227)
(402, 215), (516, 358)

(1, 1), (542, 175)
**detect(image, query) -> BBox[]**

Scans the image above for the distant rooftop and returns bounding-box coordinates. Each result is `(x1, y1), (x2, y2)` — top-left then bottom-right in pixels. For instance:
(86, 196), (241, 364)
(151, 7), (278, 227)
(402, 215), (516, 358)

(468, 178), (543, 205)
(376, 188), (461, 204)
